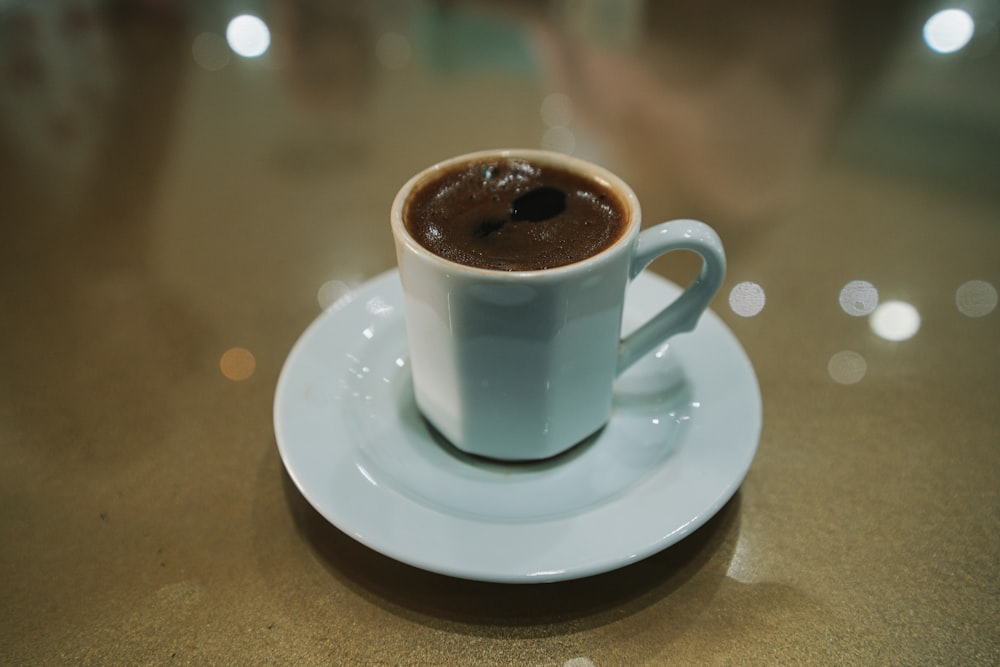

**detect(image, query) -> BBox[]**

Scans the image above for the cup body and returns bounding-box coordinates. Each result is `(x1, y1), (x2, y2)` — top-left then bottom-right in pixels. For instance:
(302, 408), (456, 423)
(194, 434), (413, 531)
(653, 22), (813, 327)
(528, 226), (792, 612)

(392, 149), (642, 460)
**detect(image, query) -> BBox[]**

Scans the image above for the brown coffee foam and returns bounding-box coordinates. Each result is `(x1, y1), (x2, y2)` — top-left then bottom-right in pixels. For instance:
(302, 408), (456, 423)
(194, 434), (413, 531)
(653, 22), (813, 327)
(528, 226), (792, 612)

(404, 158), (626, 271)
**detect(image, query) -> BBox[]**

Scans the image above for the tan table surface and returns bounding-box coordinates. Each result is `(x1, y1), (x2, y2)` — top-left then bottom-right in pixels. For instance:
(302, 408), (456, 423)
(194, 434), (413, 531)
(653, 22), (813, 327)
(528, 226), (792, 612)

(2, 2), (998, 664)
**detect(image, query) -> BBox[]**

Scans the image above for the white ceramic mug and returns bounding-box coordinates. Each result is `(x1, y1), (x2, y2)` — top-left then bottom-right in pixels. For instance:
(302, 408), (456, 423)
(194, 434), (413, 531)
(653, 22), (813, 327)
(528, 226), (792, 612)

(391, 149), (726, 461)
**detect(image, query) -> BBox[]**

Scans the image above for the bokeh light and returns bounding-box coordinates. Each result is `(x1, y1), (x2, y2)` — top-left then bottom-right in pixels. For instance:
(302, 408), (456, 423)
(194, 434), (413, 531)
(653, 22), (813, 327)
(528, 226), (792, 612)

(870, 300), (921, 341)
(923, 9), (975, 54)
(728, 281), (766, 317)
(220, 347), (256, 381)
(839, 280), (879, 316)
(828, 350), (867, 385)
(226, 15), (270, 58)
(955, 280), (997, 317)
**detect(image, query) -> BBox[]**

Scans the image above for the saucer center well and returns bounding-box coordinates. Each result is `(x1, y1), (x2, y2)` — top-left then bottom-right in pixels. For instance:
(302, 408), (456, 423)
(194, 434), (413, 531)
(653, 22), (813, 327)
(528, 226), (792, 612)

(346, 347), (689, 523)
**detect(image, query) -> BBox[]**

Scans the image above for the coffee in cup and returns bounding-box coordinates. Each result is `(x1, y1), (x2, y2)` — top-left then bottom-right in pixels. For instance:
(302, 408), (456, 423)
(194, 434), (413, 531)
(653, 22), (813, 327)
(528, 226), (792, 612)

(403, 156), (628, 272)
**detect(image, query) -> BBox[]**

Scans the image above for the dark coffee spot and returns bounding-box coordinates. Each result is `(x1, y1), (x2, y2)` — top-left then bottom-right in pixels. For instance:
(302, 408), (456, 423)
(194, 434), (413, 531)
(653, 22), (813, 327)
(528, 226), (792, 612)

(510, 187), (566, 222)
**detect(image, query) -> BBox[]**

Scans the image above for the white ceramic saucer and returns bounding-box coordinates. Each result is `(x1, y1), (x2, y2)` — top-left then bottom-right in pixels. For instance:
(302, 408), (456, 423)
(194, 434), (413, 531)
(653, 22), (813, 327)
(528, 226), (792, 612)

(274, 269), (761, 583)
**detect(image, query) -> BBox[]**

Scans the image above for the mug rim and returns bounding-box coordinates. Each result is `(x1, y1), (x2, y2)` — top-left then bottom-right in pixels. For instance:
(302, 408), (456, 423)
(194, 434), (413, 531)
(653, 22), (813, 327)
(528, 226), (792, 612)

(391, 148), (642, 279)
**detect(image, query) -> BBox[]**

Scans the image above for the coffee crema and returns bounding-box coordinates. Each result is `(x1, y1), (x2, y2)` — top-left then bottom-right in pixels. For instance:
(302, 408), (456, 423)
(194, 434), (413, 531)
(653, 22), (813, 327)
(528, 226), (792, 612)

(403, 158), (627, 271)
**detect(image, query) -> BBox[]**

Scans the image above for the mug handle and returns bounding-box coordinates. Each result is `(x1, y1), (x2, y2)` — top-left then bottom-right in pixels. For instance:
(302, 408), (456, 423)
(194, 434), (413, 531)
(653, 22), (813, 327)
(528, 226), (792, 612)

(617, 219), (726, 374)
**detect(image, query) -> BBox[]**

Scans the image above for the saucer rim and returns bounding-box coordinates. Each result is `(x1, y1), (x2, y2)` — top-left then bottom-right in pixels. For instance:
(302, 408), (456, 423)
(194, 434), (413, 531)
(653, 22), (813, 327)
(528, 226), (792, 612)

(274, 268), (761, 583)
